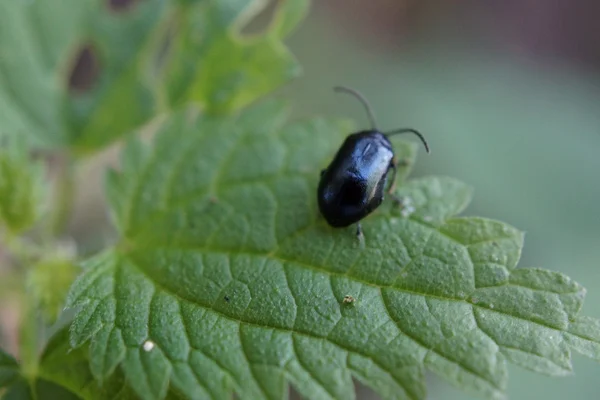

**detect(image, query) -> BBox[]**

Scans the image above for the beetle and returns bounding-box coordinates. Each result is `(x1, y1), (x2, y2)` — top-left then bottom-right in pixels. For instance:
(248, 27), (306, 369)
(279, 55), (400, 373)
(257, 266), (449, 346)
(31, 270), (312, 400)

(317, 86), (430, 240)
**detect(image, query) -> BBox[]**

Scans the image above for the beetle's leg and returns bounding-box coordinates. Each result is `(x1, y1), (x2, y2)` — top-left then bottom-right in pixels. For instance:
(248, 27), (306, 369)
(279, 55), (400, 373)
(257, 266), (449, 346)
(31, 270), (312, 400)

(388, 159), (412, 206)
(390, 193), (405, 207)
(356, 222), (364, 241)
(387, 160), (398, 194)
(388, 158), (411, 195)
(387, 159), (403, 205)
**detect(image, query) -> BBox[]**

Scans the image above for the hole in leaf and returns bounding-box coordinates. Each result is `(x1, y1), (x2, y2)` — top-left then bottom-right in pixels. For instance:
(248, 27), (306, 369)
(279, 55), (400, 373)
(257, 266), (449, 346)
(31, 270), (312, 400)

(107, 0), (139, 13)
(67, 44), (101, 94)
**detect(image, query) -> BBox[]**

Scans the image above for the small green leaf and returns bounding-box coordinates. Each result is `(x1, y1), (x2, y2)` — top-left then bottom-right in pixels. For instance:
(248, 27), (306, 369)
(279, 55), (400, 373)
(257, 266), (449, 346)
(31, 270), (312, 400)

(36, 327), (128, 400)
(0, 139), (45, 233)
(0, 327), (132, 400)
(1, 379), (33, 400)
(0, 348), (19, 388)
(27, 257), (80, 323)
(64, 101), (600, 400)
(161, 0), (305, 114)
(1, 379), (86, 400)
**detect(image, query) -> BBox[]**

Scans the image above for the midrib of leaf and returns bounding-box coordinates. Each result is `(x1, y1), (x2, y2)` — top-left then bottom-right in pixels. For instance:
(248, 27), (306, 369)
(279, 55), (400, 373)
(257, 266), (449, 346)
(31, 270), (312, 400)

(122, 239), (585, 387)
(122, 238), (474, 394)
(76, 252), (423, 400)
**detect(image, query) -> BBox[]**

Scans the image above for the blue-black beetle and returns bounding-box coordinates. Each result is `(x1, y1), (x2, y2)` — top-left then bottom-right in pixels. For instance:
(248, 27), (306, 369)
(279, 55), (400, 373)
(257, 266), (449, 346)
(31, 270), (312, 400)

(317, 86), (430, 239)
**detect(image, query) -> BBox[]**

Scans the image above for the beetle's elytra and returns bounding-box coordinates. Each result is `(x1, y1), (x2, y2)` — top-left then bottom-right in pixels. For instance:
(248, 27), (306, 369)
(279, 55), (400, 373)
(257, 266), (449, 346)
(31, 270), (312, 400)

(317, 86), (430, 240)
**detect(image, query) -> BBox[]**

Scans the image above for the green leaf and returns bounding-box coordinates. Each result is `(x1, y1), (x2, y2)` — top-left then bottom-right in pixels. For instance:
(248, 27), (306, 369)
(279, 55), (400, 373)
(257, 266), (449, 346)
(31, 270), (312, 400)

(161, 0), (306, 114)
(65, 101), (600, 400)
(0, 0), (305, 152)
(1, 379), (85, 400)
(0, 327), (133, 400)
(0, 0), (166, 152)
(0, 348), (19, 388)
(35, 327), (129, 400)
(0, 139), (45, 234)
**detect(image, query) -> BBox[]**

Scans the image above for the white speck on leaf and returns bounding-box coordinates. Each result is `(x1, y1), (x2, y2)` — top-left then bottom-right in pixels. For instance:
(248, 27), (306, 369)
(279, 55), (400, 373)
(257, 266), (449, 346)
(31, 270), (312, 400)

(143, 340), (155, 352)
(401, 205), (415, 218)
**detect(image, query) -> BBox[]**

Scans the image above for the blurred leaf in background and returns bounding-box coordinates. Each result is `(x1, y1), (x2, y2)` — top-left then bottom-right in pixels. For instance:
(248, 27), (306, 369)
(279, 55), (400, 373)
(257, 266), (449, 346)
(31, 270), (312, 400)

(0, 0), (165, 152)
(161, 0), (308, 114)
(26, 257), (79, 324)
(0, 0), (307, 153)
(0, 138), (45, 234)
(0, 349), (19, 389)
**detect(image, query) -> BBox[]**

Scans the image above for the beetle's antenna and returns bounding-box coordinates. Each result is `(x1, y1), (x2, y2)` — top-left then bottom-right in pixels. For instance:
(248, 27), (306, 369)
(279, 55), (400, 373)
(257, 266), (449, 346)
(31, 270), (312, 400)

(333, 86), (378, 130)
(385, 128), (430, 153)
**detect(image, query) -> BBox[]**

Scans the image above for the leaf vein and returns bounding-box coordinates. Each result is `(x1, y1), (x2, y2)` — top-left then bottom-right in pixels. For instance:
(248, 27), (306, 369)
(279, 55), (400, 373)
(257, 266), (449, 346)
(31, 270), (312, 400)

(239, 327), (270, 400)
(380, 289), (502, 391)
(124, 256), (430, 399)
(291, 334), (337, 400)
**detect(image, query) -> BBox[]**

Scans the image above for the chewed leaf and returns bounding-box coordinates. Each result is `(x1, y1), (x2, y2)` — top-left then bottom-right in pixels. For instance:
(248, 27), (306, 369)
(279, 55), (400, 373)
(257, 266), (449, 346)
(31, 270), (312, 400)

(161, 0), (306, 114)
(0, 0), (165, 151)
(0, 0), (304, 152)
(61, 101), (600, 400)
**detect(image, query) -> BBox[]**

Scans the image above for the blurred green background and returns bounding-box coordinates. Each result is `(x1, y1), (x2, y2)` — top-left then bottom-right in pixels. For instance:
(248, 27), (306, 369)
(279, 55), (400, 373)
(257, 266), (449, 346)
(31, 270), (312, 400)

(280, 1), (600, 399)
